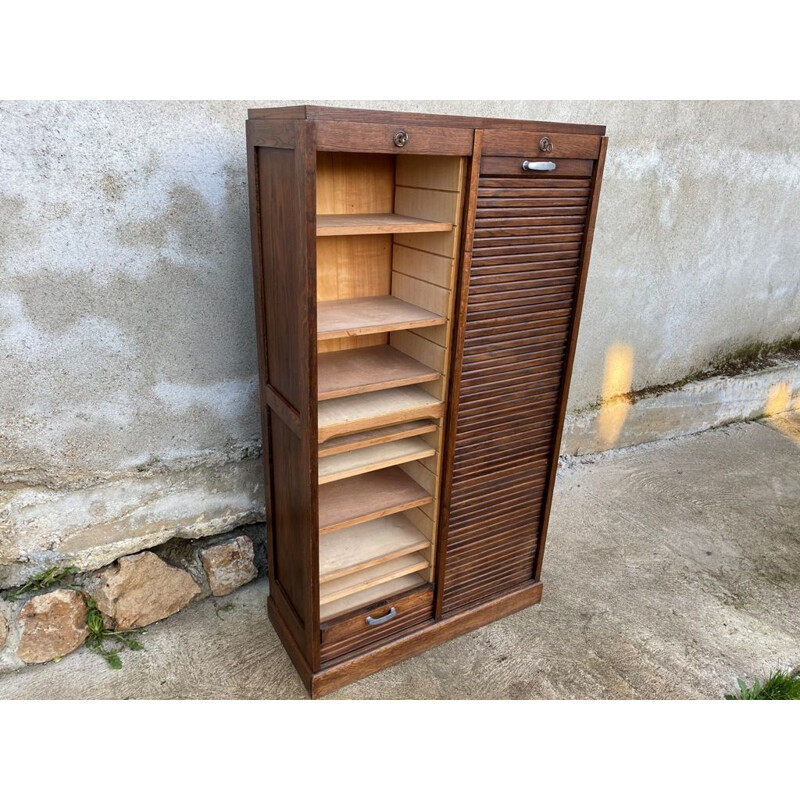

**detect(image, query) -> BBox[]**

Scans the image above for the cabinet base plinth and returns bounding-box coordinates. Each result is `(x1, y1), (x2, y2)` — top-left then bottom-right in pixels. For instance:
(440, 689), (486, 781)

(268, 581), (543, 698)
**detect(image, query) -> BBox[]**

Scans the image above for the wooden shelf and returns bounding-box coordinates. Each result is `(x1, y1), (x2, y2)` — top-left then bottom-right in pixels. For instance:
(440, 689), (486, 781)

(319, 436), (435, 484)
(320, 573), (427, 622)
(317, 213), (453, 237)
(319, 420), (438, 457)
(318, 385), (444, 443)
(319, 515), (429, 584)
(318, 295), (445, 340)
(318, 344), (438, 400)
(320, 552), (429, 606)
(318, 467), (432, 534)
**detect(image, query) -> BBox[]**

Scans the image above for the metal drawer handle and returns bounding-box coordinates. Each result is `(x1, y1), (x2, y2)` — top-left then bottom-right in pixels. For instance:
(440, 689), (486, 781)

(522, 161), (557, 172)
(366, 607), (397, 626)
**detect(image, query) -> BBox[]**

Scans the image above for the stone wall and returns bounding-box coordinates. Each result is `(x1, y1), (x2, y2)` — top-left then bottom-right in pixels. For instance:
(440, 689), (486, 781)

(1, 100), (799, 587)
(0, 524), (265, 674)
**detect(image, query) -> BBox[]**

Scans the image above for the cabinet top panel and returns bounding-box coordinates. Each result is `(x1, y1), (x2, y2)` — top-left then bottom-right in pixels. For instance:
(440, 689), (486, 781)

(247, 105), (606, 136)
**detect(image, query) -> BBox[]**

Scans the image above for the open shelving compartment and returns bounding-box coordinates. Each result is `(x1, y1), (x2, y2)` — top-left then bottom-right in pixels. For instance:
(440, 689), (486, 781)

(316, 151), (468, 624)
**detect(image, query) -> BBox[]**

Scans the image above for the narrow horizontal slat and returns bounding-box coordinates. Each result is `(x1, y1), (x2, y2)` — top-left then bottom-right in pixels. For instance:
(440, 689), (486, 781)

(318, 437), (435, 484)
(319, 553), (429, 606)
(318, 420), (437, 457)
(318, 344), (438, 400)
(317, 296), (445, 340)
(317, 213), (452, 236)
(471, 239), (584, 256)
(475, 215), (586, 229)
(318, 385), (444, 442)
(470, 266), (580, 285)
(319, 573), (427, 623)
(474, 224), (584, 239)
(477, 186), (591, 198)
(319, 515), (430, 583)
(478, 178), (592, 189)
(318, 467), (432, 534)
(476, 204), (589, 218)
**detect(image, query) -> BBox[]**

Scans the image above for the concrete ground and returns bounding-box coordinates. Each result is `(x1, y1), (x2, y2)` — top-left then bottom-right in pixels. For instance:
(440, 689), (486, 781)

(2, 415), (798, 700)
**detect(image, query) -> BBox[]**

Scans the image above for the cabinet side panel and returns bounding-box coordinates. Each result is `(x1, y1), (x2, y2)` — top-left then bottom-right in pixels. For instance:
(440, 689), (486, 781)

(251, 140), (317, 667)
(441, 148), (603, 615)
(270, 414), (314, 621)
(258, 146), (308, 413)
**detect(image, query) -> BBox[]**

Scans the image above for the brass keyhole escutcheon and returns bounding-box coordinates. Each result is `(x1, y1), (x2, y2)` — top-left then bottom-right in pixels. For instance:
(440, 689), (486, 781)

(393, 130), (409, 147)
(539, 136), (553, 153)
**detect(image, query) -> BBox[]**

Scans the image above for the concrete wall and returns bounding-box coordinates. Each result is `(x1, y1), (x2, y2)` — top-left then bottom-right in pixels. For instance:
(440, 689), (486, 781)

(1, 100), (799, 586)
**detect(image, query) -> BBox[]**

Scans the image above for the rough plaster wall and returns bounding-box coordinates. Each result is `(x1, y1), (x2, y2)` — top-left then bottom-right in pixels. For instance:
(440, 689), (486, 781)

(1, 100), (798, 585)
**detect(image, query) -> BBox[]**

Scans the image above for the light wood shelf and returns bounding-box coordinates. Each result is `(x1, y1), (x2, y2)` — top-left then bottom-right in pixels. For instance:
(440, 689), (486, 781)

(319, 436), (435, 484)
(317, 213), (452, 237)
(318, 385), (444, 443)
(320, 573), (427, 622)
(318, 467), (432, 534)
(319, 552), (429, 606)
(318, 296), (445, 340)
(319, 515), (429, 584)
(318, 344), (438, 400)
(318, 420), (438, 457)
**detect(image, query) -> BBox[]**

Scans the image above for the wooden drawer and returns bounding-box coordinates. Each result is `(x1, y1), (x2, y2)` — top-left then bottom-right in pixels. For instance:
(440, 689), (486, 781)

(314, 120), (474, 155)
(480, 156), (595, 178)
(320, 584), (434, 662)
(482, 129), (602, 159)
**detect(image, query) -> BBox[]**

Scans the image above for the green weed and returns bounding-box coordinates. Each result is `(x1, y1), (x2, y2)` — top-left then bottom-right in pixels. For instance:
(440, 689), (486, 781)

(84, 595), (145, 670)
(5, 566), (78, 598)
(726, 668), (800, 700)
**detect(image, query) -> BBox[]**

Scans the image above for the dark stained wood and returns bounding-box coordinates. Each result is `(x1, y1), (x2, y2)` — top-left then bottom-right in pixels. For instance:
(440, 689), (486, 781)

(264, 385), (302, 437)
(248, 125), (319, 671)
(310, 581), (543, 697)
(320, 585), (434, 662)
(434, 130), (484, 618)
(481, 129), (602, 159)
(247, 106), (607, 696)
(246, 119), (297, 149)
(315, 120), (473, 155)
(533, 136), (609, 582)
(248, 105), (606, 136)
(480, 158), (595, 178)
(438, 151), (598, 616)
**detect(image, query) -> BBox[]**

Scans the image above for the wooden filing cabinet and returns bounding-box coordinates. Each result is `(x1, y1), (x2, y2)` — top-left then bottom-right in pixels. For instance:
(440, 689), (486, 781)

(246, 105), (607, 696)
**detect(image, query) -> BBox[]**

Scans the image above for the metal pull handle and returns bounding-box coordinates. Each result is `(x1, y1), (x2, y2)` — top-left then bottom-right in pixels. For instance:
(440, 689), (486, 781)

(366, 607), (397, 626)
(522, 161), (557, 171)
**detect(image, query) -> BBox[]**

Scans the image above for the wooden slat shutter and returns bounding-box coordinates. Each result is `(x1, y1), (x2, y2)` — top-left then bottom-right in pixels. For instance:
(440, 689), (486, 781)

(439, 154), (604, 615)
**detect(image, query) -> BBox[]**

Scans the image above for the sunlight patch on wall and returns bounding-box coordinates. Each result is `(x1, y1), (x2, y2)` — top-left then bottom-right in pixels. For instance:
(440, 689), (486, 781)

(765, 381), (791, 417)
(596, 343), (635, 450)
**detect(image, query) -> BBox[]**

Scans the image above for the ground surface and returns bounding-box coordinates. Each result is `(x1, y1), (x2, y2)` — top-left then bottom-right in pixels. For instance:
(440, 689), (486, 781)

(2, 416), (798, 700)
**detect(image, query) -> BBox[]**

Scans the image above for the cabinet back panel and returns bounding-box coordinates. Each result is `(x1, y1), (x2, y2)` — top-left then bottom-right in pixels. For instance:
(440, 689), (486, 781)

(316, 152), (395, 214)
(440, 160), (597, 615)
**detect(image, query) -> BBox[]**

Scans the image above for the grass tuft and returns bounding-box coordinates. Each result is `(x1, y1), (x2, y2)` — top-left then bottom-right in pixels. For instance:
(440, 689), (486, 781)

(4, 566), (79, 599)
(726, 668), (800, 700)
(84, 595), (145, 670)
